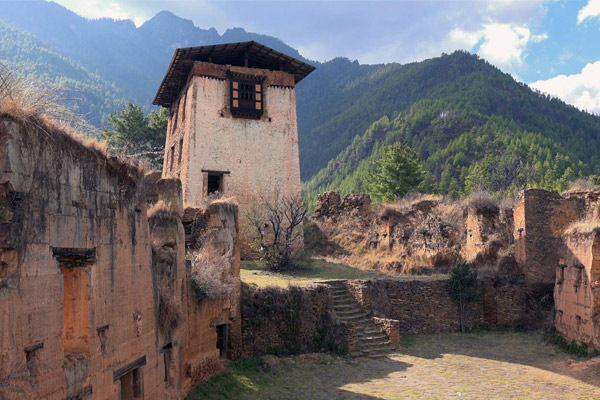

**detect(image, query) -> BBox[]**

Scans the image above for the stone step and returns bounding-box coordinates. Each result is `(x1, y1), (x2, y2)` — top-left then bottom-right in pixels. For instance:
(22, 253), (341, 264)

(336, 313), (369, 322)
(332, 303), (354, 310)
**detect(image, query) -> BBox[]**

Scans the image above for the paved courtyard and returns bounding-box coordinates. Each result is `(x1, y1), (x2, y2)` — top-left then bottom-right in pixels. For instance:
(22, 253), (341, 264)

(188, 332), (600, 400)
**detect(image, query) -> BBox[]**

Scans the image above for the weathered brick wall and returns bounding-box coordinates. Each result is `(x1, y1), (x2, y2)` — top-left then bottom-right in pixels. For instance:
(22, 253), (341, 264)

(241, 284), (351, 356)
(0, 117), (163, 399)
(555, 231), (600, 350)
(466, 205), (513, 263)
(164, 62), (302, 216)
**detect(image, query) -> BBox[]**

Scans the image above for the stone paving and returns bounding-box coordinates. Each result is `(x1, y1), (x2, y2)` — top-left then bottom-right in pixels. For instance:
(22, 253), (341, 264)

(194, 332), (600, 399)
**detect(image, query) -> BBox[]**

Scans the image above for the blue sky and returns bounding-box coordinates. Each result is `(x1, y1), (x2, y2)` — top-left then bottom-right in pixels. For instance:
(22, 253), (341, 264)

(50, 0), (600, 114)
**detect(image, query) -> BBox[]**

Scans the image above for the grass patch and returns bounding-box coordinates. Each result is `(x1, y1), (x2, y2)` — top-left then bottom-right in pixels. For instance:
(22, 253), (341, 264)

(241, 257), (392, 287)
(186, 358), (273, 400)
(544, 330), (600, 358)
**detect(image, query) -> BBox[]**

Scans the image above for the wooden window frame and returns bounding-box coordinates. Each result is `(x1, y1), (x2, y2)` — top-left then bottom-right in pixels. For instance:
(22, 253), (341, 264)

(230, 78), (263, 118)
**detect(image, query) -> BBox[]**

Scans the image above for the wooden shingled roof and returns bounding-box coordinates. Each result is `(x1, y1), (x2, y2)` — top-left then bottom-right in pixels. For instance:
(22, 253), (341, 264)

(153, 41), (316, 107)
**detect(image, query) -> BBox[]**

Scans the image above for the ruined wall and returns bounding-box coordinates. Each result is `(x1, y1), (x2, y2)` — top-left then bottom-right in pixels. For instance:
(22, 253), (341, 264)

(514, 189), (583, 286)
(163, 61), (302, 214)
(466, 204), (513, 263)
(0, 117), (163, 399)
(241, 283), (351, 356)
(345, 278), (526, 334)
(0, 118), (243, 399)
(180, 202), (242, 392)
(555, 231), (600, 350)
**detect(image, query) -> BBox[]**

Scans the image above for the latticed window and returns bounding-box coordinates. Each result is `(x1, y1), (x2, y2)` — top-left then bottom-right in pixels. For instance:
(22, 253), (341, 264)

(231, 79), (263, 117)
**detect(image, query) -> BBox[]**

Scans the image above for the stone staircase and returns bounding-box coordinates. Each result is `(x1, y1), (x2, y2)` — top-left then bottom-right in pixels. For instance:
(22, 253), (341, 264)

(326, 280), (395, 358)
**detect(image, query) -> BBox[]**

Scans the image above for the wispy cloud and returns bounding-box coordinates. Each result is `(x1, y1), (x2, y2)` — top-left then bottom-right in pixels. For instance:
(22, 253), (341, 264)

(530, 61), (600, 114)
(448, 23), (547, 76)
(577, 0), (600, 24)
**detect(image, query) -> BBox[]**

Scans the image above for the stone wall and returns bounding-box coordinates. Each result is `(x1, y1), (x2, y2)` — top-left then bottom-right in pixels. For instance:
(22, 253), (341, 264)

(345, 278), (527, 334)
(555, 231), (600, 350)
(241, 283), (351, 356)
(466, 204), (513, 263)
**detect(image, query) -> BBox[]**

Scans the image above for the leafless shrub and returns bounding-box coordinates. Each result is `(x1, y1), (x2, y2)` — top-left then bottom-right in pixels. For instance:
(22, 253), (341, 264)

(245, 192), (307, 271)
(190, 245), (236, 302)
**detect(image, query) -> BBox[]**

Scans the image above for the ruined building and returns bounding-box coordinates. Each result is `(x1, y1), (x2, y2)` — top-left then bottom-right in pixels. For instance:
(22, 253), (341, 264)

(153, 41), (315, 211)
(0, 115), (241, 399)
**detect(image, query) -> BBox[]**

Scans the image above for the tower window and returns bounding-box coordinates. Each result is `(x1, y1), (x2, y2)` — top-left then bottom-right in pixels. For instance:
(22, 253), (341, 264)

(207, 173), (223, 196)
(231, 79), (263, 117)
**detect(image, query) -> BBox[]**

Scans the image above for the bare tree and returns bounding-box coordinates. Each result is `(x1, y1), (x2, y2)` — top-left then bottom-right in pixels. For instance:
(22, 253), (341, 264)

(246, 193), (306, 271)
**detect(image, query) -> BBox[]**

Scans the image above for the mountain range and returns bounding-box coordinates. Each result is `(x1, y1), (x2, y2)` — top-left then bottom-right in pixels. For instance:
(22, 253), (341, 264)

(2, 0), (600, 201)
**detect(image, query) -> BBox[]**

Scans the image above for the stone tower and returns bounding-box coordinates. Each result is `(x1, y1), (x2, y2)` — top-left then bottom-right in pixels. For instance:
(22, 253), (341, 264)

(153, 41), (315, 211)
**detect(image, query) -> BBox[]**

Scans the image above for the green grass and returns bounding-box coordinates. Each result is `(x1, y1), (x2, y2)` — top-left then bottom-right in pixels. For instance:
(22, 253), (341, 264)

(185, 358), (272, 400)
(241, 257), (446, 287)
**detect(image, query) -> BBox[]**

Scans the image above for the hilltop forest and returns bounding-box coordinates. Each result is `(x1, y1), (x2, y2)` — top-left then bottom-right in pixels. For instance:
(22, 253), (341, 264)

(2, 1), (600, 203)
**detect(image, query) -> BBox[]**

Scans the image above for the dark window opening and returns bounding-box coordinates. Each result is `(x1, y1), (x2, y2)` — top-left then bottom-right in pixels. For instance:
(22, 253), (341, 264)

(119, 368), (143, 400)
(169, 145), (175, 171)
(207, 174), (223, 196)
(161, 343), (173, 386)
(216, 324), (229, 358)
(178, 138), (184, 166)
(558, 264), (566, 284)
(231, 79), (263, 117)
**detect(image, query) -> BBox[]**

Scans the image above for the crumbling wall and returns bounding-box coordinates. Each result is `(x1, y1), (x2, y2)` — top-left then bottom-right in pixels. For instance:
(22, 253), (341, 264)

(0, 116), (163, 399)
(555, 231), (600, 350)
(514, 189), (583, 287)
(241, 283), (351, 356)
(466, 204), (513, 263)
(310, 192), (464, 274)
(181, 201), (242, 391)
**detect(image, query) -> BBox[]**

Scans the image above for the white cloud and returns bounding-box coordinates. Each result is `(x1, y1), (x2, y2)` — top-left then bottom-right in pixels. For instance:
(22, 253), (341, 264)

(449, 23), (547, 75)
(530, 61), (600, 114)
(50, 0), (147, 26)
(577, 0), (600, 24)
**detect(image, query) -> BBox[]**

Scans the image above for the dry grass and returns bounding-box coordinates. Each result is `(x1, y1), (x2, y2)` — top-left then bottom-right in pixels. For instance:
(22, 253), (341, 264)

(384, 192), (443, 213)
(0, 64), (144, 180)
(465, 190), (500, 213)
(148, 199), (181, 219)
(564, 218), (600, 236)
(190, 245), (237, 301)
(564, 178), (599, 194)
(158, 286), (181, 336)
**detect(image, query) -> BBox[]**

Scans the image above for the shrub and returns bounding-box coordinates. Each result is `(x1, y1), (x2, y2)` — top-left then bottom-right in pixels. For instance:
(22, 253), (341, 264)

(450, 263), (484, 332)
(190, 246), (237, 302)
(545, 330), (592, 358)
(245, 193), (306, 271)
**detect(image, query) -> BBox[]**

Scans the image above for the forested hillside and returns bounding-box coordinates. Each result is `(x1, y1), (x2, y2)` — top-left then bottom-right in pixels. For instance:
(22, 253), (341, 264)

(303, 51), (600, 207)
